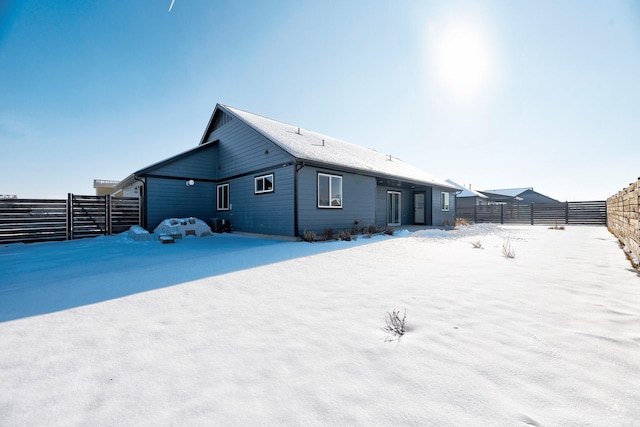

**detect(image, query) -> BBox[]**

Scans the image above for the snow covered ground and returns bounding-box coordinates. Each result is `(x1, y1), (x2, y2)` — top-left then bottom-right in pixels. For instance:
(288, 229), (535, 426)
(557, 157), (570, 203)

(1, 225), (639, 426)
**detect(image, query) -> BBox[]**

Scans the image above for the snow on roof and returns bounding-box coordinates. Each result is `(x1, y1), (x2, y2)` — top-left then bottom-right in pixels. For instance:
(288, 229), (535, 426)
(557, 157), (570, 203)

(222, 105), (457, 190)
(481, 188), (533, 197)
(445, 180), (489, 198)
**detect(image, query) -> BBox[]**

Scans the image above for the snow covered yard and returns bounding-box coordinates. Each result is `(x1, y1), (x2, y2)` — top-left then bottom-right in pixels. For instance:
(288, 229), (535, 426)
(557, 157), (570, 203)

(1, 225), (639, 426)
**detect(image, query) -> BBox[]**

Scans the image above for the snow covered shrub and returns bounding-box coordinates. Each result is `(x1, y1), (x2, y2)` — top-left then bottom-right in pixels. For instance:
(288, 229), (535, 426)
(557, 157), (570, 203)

(548, 221), (565, 230)
(471, 240), (483, 249)
(382, 309), (406, 341)
(502, 239), (516, 259)
(302, 229), (317, 243)
(323, 228), (334, 241)
(382, 227), (394, 236)
(363, 225), (378, 238)
(338, 230), (353, 241)
(351, 219), (360, 234)
(455, 218), (471, 226)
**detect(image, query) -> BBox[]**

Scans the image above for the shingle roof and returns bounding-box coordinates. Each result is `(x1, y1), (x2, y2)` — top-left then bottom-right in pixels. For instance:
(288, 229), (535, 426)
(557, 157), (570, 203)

(221, 104), (456, 190)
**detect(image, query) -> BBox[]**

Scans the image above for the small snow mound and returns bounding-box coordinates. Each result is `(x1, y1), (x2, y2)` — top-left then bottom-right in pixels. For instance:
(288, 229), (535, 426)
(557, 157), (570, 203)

(394, 229), (412, 237)
(128, 226), (154, 242)
(412, 229), (452, 239)
(153, 217), (213, 239)
(454, 223), (500, 237)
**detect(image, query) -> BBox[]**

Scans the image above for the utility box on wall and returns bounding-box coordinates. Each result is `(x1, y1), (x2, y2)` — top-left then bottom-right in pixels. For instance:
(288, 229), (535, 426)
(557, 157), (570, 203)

(212, 218), (231, 233)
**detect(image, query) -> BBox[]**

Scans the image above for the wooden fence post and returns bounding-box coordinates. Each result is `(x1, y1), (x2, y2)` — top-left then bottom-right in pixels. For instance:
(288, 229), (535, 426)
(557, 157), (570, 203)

(565, 201), (569, 225)
(530, 203), (534, 225)
(106, 195), (112, 236)
(66, 193), (73, 240)
(500, 204), (504, 224)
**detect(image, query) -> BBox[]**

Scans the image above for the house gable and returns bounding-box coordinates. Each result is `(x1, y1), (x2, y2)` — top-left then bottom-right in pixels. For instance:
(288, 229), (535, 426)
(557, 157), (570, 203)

(200, 106), (295, 180)
(199, 108), (233, 145)
(137, 142), (219, 181)
(211, 109), (232, 133)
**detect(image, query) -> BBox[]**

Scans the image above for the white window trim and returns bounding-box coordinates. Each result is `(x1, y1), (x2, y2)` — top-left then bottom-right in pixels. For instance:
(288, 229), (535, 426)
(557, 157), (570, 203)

(217, 183), (230, 211)
(441, 192), (450, 211)
(254, 174), (274, 194)
(317, 173), (343, 209)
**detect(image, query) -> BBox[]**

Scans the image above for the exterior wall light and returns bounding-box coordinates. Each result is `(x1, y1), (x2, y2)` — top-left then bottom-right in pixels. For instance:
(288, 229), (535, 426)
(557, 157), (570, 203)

(186, 179), (195, 186)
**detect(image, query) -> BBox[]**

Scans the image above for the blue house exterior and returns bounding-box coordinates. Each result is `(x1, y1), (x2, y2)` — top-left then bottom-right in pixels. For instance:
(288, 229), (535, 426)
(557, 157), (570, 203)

(117, 104), (458, 237)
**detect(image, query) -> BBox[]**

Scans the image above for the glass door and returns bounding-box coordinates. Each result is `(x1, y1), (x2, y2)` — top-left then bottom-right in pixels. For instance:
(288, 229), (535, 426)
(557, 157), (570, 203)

(387, 191), (401, 226)
(414, 193), (425, 224)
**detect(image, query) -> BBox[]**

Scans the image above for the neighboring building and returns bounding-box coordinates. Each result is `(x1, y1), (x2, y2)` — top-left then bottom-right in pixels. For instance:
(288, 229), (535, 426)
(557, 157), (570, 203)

(479, 188), (559, 204)
(93, 179), (120, 196)
(445, 180), (489, 209)
(115, 104), (458, 237)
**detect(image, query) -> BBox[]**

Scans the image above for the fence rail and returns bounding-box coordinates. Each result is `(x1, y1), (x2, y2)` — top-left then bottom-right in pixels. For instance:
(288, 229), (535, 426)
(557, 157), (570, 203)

(0, 194), (140, 244)
(456, 201), (607, 226)
(607, 178), (639, 264)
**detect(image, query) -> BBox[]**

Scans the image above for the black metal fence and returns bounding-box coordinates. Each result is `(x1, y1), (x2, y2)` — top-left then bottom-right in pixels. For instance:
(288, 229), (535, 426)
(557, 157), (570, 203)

(456, 201), (607, 225)
(0, 194), (140, 244)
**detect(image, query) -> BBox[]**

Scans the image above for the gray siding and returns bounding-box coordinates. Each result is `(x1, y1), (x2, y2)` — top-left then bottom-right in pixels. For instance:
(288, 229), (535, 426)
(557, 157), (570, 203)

(456, 197), (480, 209)
(297, 166), (376, 235)
(146, 177), (216, 231)
(202, 111), (297, 236)
(214, 168), (295, 236)
(205, 115), (294, 178)
(432, 188), (456, 226)
(149, 144), (218, 180)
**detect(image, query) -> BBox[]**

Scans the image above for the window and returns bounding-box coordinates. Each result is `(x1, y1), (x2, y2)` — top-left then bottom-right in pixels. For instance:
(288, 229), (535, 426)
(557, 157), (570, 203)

(441, 192), (450, 211)
(318, 173), (342, 208)
(255, 174), (274, 194)
(217, 183), (229, 210)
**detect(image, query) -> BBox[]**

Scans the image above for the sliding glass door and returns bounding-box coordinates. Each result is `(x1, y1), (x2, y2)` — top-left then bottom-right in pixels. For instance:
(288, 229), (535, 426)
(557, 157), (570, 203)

(387, 191), (401, 226)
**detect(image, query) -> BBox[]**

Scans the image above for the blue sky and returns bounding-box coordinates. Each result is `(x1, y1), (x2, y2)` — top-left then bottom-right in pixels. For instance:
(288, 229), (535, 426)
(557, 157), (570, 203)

(1, 0), (638, 200)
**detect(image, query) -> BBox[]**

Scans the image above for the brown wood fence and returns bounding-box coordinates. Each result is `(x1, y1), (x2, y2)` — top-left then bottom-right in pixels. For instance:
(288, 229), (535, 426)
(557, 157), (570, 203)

(456, 201), (607, 226)
(0, 194), (140, 244)
(607, 178), (639, 263)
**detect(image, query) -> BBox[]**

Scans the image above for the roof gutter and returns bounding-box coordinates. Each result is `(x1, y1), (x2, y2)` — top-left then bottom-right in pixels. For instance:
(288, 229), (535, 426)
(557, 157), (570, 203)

(296, 158), (459, 192)
(133, 175), (147, 230)
(293, 161), (305, 238)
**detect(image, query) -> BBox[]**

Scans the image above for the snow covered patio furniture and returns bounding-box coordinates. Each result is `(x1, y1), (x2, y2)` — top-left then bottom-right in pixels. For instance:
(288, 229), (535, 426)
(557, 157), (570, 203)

(153, 217), (213, 240)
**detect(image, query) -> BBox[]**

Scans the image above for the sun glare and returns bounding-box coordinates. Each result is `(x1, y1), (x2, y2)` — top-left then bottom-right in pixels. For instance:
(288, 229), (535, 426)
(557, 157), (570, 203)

(431, 23), (492, 103)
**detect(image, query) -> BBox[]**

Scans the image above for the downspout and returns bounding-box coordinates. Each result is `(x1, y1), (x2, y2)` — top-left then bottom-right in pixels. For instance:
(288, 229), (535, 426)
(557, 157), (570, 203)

(294, 161), (305, 237)
(134, 175), (147, 230)
(454, 190), (462, 221)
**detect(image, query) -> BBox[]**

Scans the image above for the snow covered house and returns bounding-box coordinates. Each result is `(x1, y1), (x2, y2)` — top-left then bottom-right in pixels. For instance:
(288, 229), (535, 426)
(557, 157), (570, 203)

(115, 104), (458, 237)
